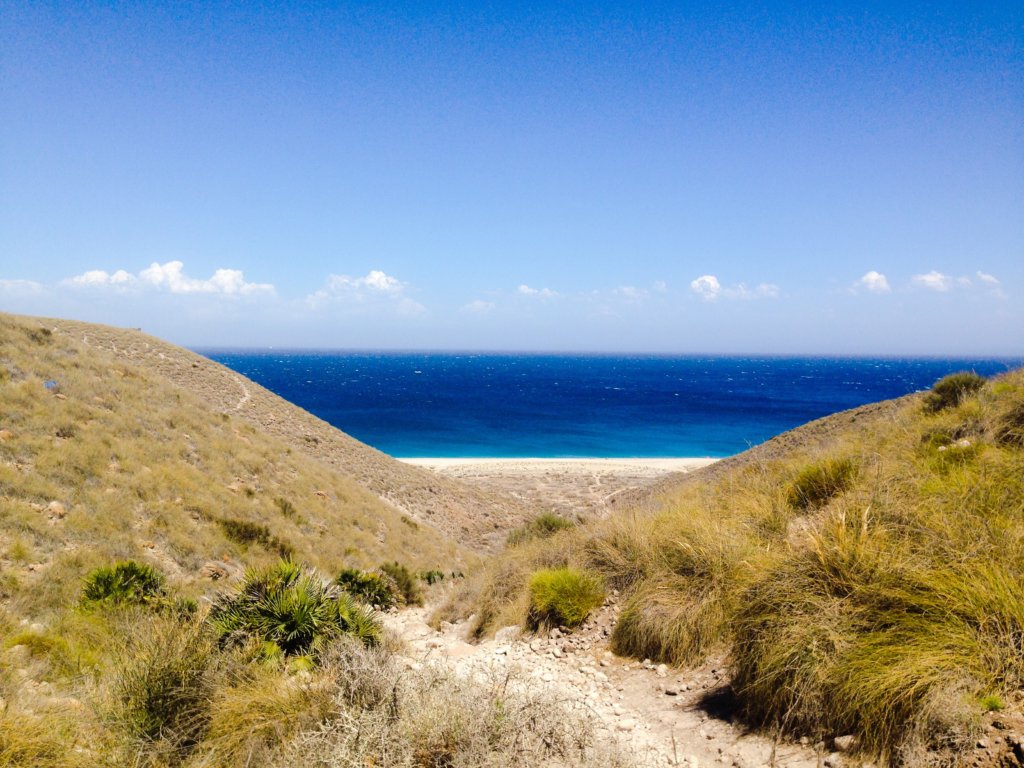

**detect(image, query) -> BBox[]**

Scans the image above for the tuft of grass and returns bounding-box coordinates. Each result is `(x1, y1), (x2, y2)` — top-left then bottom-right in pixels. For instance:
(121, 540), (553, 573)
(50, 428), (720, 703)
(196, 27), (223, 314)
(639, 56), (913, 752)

(273, 496), (297, 518)
(923, 371), (986, 413)
(218, 517), (294, 558)
(106, 613), (216, 761)
(81, 561), (165, 607)
(335, 568), (400, 609)
(211, 560), (380, 661)
(785, 457), (858, 511)
(379, 561), (423, 606)
(508, 512), (575, 547)
(994, 403), (1024, 448)
(528, 567), (604, 628)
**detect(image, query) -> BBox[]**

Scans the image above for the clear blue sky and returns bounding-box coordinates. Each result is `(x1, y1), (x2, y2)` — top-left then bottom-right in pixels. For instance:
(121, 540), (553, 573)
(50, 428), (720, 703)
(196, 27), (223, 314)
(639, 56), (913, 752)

(1, 2), (1021, 353)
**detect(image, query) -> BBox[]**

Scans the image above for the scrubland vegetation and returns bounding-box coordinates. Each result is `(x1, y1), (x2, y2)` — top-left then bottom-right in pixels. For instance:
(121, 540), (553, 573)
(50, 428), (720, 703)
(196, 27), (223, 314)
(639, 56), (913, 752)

(450, 369), (1024, 765)
(5, 310), (1023, 767)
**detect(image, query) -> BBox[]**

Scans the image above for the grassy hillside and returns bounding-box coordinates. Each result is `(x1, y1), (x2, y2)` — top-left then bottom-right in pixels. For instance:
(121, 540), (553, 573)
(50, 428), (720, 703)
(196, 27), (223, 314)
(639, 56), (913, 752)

(0, 312), (468, 598)
(0, 313), (635, 767)
(46, 315), (532, 551)
(457, 367), (1024, 765)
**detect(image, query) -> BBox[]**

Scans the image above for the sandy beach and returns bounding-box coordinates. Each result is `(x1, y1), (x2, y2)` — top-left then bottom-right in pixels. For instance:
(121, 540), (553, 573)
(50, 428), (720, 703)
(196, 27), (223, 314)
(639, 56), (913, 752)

(399, 457), (719, 518)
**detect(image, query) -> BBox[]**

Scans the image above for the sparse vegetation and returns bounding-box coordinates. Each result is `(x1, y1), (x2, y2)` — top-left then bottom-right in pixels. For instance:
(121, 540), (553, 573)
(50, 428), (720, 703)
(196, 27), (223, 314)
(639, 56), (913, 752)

(218, 517), (294, 557)
(528, 567), (604, 628)
(380, 560), (423, 606)
(458, 368), (1024, 764)
(335, 567), (399, 608)
(508, 511), (575, 546)
(81, 561), (165, 607)
(923, 371), (986, 412)
(785, 456), (857, 510)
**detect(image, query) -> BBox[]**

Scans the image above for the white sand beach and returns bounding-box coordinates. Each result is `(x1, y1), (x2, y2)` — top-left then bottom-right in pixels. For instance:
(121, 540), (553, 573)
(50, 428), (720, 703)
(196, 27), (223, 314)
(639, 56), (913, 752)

(399, 457), (719, 518)
(400, 456), (717, 474)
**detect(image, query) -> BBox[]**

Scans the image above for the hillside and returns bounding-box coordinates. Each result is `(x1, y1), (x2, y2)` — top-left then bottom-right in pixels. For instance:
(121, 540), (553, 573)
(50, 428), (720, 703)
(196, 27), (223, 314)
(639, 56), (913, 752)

(0, 312), (477, 593)
(456, 367), (1024, 767)
(41, 315), (534, 551)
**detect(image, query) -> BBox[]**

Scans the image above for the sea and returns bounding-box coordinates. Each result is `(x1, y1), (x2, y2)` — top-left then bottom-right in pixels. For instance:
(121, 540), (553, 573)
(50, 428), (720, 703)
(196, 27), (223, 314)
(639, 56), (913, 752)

(199, 352), (1022, 458)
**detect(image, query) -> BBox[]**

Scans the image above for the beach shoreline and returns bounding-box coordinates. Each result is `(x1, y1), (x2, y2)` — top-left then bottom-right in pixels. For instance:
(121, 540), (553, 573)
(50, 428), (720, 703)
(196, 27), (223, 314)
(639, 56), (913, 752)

(398, 457), (720, 518)
(398, 456), (718, 473)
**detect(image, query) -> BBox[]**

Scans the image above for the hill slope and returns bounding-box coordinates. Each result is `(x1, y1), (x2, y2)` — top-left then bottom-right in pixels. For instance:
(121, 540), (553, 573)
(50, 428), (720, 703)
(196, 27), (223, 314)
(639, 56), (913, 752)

(42, 315), (534, 551)
(0, 312), (478, 606)
(458, 367), (1024, 766)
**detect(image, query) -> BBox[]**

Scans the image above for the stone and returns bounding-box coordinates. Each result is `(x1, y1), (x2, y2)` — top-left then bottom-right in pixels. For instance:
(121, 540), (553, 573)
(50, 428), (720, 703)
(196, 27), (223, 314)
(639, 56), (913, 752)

(833, 735), (857, 752)
(616, 718), (636, 732)
(656, 663), (669, 677)
(46, 501), (66, 518)
(823, 753), (841, 768)
(494, 625), (521, 643)
(494, 646), (509, 655)
(664, 687), (679, 696)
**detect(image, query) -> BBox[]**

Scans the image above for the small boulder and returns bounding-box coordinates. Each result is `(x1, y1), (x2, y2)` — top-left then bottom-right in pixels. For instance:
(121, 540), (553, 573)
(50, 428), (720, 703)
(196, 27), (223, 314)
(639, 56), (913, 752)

(833, 735), (858, 753)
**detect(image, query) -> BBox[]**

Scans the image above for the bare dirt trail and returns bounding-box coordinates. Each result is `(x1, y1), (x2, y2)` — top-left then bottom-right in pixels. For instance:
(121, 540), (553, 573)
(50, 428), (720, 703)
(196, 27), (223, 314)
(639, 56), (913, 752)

(384, 601), (822, 768)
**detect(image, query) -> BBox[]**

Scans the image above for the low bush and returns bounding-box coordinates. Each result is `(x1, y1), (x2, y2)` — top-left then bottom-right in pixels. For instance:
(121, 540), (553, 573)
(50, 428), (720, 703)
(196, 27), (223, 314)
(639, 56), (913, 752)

(81, 561), (165, 607)
(108, 613), (217, 761)
(218, 517), (294, 558)
(211, 560), (380, 661)
(379, 561), (423, 606)
(335, 568), (399, 609)
(419, 569), (445, 585)
(508, 512), (575, 547)
(528, 567), (604, 628)
(785, 457), (857, 511)
(923, 371), (986, 413)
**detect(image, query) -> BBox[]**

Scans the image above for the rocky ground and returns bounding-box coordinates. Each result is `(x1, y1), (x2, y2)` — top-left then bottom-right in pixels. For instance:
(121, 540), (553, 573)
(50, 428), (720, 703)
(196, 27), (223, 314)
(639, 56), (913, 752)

(384, 596), (823, 768)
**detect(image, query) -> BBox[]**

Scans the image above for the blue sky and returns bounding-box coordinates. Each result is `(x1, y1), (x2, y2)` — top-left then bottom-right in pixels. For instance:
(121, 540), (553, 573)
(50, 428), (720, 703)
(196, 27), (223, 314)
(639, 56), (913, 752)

(1, 2), (1021, 354)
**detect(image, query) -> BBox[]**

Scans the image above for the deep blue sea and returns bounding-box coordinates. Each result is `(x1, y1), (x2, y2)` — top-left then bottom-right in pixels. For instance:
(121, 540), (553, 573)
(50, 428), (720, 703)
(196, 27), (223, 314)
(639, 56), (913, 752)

(198, 352), (1022, 458)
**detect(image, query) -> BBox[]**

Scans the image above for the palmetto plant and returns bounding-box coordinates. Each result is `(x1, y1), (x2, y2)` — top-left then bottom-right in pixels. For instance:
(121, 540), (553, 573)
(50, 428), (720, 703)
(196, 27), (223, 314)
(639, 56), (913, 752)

(211, 560), (380, 663)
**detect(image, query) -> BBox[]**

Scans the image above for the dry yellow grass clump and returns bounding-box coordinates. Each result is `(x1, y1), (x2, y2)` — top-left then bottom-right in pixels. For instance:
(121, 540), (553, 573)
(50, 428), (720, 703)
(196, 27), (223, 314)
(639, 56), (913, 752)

(457, 368), (1024, 765)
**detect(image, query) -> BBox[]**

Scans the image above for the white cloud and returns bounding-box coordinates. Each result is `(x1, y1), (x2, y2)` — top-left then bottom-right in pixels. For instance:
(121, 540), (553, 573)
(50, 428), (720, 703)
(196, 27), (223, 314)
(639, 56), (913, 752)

(462, 299), (496, 313)
(853, 270), (891, 294)
(690, 275), (722, 301)
(614, 285), (648, 301)
(690, 275), (778, 301)
(307, 270), (424, 314)
(652, 280), (668, 293)
(977, 271), (1000, 286)
(138, 261), (274, 295)
(911, 270), (953, 292)
(63, 261), (274, 296)
(0, 278), (45, 295)
(517, 284), (559, 298)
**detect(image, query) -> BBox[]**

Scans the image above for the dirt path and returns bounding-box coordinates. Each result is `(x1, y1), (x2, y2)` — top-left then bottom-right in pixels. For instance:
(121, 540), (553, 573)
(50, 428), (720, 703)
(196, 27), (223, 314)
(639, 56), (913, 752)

(384, 601), (822, 768)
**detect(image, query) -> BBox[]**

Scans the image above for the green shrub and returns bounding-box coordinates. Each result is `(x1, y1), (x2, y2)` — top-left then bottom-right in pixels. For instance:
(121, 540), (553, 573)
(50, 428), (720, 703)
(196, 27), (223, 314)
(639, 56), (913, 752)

(924, 371), (986, 413)
(380, 561), (423, 606)
(528, 568), (604, 628)
(508, 513), (575, 547)
(211, 560), (380, 661)
(419, 569), (445, 585)
(218, 517), (294, 558)
(785, 457), (857, 511)
(335, 568), (399, 609)
(81, 561), (165, 607)
(110, 614), (216, 758)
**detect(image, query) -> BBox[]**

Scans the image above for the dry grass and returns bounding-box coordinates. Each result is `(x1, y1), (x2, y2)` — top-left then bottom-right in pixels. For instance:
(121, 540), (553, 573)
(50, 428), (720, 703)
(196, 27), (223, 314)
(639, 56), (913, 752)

(461, 368), (1024, 764)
